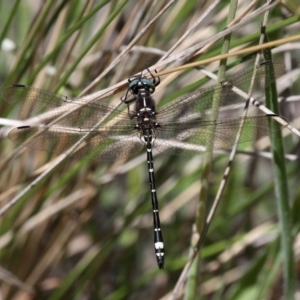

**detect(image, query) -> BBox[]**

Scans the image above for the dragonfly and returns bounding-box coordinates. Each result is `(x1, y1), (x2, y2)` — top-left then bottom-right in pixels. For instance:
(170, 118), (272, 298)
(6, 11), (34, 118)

(1, 60), (286, 269)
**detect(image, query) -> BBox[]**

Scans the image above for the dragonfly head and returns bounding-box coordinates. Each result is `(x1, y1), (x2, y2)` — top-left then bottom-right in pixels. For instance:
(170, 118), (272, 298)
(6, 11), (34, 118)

(129, 77), (156, 95)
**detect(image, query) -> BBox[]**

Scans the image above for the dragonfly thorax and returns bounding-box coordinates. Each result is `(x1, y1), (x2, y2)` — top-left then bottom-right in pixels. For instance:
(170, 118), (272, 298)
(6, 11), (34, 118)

(136, 110), (156, 127)
(135, 89), (156, 113)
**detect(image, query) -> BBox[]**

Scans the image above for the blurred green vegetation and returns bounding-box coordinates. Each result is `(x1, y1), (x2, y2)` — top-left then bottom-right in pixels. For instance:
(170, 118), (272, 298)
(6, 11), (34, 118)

(0, 1), (299, 299)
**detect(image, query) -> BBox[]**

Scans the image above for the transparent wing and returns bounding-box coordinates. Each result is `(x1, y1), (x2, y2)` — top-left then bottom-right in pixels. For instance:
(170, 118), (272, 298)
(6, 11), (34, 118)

(1, 84), (131, 127)
(153, 115), (286, 155)
(156, 61), (285, 121)
(153, 61), (285, 155)
(2, 61), (286, 159)
(1, 85), (145, 161)
(7, 125), (144, 161)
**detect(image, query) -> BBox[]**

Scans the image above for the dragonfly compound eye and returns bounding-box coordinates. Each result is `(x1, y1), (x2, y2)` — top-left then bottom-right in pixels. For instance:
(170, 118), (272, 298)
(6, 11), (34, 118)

(129, 78), (156, 95)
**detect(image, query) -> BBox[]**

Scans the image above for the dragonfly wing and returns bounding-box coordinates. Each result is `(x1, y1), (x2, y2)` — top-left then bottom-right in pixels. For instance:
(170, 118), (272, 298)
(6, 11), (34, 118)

(157, 61), (285, 121)
(153, 115), (286, 156)
(1, 84), (130, 127)
(2, 85), (146, 161)
(8, 124), (144, 161)
(154, 61), (286, 156)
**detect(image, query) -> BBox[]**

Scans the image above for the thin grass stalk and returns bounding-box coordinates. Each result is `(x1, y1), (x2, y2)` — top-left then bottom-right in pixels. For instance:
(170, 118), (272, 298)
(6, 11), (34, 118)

(263, 33), (296, 299)
(81, 0), (175, 96)
(0, 0), (21, 49)
(185, 1), (238, 299)
(4, 1), (56, 85)
(54, 0), (130, 93)
(200, 4), (277, 295)
(26, 0), (112, 86)
(256, 239), (281, 299)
